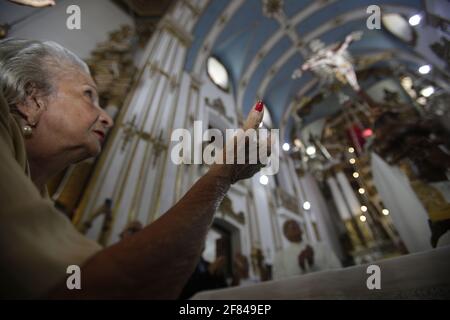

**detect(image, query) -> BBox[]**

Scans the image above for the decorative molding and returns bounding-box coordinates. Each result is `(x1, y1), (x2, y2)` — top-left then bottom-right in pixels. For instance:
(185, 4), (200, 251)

(148, 62), (171, 79)
(219, 195), (245, 225)
(205, 97), (234, 124)
(430, 37), (450, 69)
(190, 72), (203, 90)
(262, 0), (284, 19)
(160, 16), (194, 47)
(276, 189), (300, 215)
(256, 50), (266, 61)
(170, 74), (179, 90)
(180, 0), (201, 16)
(218, 14), (228, 26)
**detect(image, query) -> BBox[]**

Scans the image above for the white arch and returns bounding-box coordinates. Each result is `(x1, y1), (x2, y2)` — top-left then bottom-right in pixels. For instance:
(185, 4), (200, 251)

(237, 0), (340, 109)
(191, 0), (246, 76)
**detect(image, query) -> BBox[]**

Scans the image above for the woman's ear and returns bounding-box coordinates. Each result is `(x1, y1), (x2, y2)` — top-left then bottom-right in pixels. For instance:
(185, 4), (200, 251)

(15, 86), (46, 126)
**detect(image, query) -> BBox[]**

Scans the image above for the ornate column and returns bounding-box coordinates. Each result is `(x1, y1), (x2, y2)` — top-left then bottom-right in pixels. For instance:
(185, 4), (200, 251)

(75, 0), (208, 245)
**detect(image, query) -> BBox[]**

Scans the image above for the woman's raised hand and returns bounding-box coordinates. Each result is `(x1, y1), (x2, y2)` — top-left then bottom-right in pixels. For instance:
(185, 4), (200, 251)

(209, 101), (272, 184)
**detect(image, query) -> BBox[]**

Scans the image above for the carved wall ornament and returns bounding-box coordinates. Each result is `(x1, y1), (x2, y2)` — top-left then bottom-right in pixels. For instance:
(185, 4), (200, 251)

(262, 0), (284, 19)
(257, 51), (266, 60)
(219, 14), (228, 26)
(219, 195), (245, 224)
(87, 25), (137, 109)
(205, 97), (234, 124)
(430, 37), (450, 68)
(276, 189), (300, 214)
(120, 115), (168, 156)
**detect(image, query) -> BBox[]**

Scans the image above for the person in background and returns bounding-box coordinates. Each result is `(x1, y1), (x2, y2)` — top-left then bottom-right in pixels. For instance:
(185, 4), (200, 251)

(273, 220), (341, 280)
(179, 254), (228, 300)
(231, 253), (262, 287)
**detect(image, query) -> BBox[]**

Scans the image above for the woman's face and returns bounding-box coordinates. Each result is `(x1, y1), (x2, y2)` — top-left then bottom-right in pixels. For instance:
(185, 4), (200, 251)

(32, 66), (113, 161)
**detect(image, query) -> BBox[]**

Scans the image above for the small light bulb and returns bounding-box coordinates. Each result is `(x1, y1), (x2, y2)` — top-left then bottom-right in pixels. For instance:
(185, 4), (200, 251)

(358, 188), (365, 194)
(259, 175), (269, 185)
(349, 158), (356, 164)
(303, 201), (311, 210)
(409, 14), (421, 26)
(418, 65), (431, 75)
(417, 97), (427, 105)
(420, 86), (435, 98)
(306, 146), (316, 156)
(353, 172), (360, 178)
(282, 143), (290, 151)
(361, 205), (368, 212)
(382, 209), (390, 216)
(348, 147), (355, 153)
(360, 215), (367, 222)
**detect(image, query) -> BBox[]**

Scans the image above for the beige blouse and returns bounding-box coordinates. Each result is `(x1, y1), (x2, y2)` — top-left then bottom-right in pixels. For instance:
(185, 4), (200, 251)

(0, 91), (101, 299)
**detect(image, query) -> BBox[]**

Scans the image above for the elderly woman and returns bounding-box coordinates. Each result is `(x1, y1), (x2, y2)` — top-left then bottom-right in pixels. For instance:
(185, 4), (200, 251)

(0, 39), (267, 299)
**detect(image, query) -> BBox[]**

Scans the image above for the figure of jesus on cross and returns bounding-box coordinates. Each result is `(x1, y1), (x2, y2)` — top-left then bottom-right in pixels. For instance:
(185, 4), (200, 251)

(292, 31), (364, 92)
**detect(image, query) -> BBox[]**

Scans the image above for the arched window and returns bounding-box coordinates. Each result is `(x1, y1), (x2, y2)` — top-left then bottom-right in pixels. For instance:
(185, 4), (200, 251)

(207, 56), (230, 91)
(382, 13), (416, 45)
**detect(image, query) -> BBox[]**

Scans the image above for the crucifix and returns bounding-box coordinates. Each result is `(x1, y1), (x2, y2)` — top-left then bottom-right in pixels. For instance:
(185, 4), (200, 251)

(292, 31), (363, 92)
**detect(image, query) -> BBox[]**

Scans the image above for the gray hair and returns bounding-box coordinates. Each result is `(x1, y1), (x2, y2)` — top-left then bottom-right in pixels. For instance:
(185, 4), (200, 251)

(0, 38), (89, 108)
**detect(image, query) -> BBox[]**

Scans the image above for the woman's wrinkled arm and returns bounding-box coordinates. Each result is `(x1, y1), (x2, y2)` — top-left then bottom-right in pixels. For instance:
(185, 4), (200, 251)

(48, 103), (267, 299)
(49, 167), (230, 299)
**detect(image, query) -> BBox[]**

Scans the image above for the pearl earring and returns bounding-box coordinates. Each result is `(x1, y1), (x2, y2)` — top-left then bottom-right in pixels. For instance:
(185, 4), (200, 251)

(23, 125), (33, 137)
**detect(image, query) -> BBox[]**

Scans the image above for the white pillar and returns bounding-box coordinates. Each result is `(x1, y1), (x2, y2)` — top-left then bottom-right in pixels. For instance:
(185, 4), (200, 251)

(301, 173), (344, 260)
(77, 0), (208, 245)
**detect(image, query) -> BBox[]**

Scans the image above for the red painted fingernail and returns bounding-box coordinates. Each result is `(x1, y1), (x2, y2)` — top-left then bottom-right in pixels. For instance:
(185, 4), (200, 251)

(255, 100), (264, 112)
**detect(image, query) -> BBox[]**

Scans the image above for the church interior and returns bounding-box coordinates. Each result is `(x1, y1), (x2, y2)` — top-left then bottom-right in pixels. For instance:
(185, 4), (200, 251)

(1, 0), (449, 299)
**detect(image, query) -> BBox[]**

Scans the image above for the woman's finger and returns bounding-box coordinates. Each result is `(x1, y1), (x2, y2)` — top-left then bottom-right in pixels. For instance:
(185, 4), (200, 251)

(243, 101), (264, 131)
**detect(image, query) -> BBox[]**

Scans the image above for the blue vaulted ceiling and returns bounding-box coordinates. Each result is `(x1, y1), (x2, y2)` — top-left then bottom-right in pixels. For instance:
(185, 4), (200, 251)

(185, 0), (427, 134)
